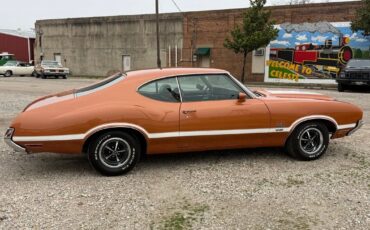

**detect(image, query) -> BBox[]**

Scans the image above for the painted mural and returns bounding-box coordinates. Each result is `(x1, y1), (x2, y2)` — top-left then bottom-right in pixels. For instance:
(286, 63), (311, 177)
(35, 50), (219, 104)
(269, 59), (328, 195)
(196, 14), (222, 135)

(265, 22), (370, 83)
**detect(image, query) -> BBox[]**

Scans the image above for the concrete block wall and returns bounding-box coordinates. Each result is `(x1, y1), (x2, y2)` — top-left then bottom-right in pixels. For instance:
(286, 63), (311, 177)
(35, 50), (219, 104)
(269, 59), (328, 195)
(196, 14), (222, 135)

(35, 14), (183, 77)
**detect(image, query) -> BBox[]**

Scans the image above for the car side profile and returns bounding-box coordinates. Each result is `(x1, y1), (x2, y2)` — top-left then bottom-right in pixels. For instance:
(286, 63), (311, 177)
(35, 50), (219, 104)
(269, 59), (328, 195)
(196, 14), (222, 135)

(4, 68), (363, 176)
(0, 61), (34, 77)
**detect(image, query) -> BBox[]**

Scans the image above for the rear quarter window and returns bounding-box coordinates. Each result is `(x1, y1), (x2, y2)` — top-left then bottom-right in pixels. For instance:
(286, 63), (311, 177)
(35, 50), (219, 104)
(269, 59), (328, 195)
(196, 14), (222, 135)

(138, 77), (180, 102)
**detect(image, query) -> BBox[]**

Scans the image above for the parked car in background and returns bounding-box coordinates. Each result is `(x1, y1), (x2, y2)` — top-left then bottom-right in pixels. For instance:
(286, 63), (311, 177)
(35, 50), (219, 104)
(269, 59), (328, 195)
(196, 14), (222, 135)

(34, 60), (69, 79)
(337, 59), (370, 92)
(0, 53), (15, 66)
(4, 68), (363, 176)
(0, 61), (34, 77)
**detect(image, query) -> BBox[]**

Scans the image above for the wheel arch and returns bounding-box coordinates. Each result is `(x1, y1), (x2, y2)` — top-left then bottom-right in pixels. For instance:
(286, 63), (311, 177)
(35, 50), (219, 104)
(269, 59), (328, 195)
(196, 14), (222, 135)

(285, 116), (338, 145)
(82, 126), (148, 155)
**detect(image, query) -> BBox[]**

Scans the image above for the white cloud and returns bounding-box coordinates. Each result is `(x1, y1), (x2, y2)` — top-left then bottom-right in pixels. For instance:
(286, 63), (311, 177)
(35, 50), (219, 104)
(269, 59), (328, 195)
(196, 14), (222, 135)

(282, 33), (292, 38)
(332, 35), (338, 41)
(271, 40), (291, 47)
(295, 42), (300, 45)
(296, 34), (307, 41)
(355, 38), (368, 43)
(311, 35), (327, 43)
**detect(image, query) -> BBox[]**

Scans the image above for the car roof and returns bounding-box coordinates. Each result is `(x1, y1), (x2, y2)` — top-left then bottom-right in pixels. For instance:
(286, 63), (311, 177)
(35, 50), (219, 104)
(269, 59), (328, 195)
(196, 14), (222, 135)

(125, 68), (229, 82)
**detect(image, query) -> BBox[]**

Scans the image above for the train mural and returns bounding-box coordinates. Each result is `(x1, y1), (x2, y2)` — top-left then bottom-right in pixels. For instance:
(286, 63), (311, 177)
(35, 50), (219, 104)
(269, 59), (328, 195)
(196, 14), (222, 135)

(265, 22), (370, 83)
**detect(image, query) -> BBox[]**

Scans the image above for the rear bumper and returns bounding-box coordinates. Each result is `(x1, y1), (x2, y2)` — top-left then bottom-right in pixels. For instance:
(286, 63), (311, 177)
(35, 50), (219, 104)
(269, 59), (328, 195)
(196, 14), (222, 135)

(347, 120), (364, 136)
(4, 138), (26, 153)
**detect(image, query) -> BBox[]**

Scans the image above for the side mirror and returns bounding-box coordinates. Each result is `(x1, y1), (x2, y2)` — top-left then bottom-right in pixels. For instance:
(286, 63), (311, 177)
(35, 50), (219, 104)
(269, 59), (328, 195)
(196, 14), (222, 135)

(238, 92), (247, 102)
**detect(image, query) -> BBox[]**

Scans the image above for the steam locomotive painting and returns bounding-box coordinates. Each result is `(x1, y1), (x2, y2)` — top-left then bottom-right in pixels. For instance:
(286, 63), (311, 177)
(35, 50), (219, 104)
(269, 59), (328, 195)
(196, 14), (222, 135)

(266, 22), (370, 82)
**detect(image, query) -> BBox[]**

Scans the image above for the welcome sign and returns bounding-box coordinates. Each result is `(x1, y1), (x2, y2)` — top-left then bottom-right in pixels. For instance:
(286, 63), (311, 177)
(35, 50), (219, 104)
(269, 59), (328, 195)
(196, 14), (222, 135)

(264, 22), (370, 84)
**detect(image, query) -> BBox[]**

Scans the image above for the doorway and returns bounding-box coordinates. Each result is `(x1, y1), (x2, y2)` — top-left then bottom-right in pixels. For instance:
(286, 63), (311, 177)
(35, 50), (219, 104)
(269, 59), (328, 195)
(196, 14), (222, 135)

(122, 55), (131, 72)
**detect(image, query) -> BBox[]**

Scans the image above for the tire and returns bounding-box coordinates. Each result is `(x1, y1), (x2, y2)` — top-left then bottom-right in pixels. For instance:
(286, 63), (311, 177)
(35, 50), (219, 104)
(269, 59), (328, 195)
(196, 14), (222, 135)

(62, 75), (67, 79)
(31, 71), (37, 77)
(338, 83), (346, 92)
(41, 74), (46, 79)
(87, 131), (141, 176)
(285, 122), (329, 161)
(4, 70), (12, 77)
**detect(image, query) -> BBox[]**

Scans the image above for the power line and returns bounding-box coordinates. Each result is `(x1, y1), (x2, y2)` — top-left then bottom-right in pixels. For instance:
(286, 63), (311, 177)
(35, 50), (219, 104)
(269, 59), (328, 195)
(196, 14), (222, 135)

(170, 0), (183, 13)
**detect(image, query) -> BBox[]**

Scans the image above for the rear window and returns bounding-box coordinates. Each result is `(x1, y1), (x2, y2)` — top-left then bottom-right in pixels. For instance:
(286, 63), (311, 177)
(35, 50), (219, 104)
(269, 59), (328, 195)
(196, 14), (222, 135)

(75, 73), (125, 97)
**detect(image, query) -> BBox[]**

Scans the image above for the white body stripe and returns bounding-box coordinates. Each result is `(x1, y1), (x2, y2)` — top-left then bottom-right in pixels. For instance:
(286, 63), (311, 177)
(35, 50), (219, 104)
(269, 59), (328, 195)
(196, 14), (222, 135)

(266, 90), (323, 95)
(12, 115), (357, 142)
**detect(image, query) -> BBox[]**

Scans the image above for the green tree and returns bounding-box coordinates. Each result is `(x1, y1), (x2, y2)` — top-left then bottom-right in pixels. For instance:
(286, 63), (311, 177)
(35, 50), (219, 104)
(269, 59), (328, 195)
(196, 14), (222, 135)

(354, 48), (363, 58)
(351, 0), (370, 35)
(224, 0), (278, 83)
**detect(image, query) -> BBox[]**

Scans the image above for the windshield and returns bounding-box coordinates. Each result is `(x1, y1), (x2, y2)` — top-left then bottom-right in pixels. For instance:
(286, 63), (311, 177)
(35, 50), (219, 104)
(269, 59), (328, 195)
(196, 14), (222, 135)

(4, 62), (17, 66)
(42, 61), (62, 68)
(347, 59), (370, 68)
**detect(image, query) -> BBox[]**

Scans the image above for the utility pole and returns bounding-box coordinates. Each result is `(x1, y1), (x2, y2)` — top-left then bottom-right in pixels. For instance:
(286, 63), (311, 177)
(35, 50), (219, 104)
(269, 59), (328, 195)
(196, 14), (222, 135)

(156, 0), (161, 68)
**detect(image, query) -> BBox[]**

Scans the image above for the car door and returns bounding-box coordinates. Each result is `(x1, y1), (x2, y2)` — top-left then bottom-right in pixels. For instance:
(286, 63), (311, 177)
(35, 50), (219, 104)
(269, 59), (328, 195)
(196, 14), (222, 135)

(177, 74), (270, 152)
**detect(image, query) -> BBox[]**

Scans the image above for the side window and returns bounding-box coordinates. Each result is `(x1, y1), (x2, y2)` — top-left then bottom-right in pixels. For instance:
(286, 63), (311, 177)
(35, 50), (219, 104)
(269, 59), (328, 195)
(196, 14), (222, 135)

(178, 74), (243, 102)
(138, 77), (180, 102)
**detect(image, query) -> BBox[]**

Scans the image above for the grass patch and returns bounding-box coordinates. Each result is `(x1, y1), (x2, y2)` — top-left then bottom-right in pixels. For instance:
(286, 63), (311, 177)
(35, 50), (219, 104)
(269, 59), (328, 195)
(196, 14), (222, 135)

(152, 201), (209, 230)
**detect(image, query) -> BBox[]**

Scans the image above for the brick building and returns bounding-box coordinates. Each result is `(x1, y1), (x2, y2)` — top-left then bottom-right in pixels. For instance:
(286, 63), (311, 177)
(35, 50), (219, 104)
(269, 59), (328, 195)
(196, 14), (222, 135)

(181, 1), (365, 82)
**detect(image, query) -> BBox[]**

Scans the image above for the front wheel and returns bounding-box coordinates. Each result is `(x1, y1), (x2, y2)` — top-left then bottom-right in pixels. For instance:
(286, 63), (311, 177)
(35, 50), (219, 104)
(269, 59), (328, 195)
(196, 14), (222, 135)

(87, 131), (141, 176)
(285, 122), (329, 161)
(4, 70), (12, 77)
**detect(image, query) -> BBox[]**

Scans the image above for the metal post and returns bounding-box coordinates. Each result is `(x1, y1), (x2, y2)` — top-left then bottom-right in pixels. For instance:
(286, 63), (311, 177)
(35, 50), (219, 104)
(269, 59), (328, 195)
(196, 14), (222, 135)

(156, 0), (161, 68)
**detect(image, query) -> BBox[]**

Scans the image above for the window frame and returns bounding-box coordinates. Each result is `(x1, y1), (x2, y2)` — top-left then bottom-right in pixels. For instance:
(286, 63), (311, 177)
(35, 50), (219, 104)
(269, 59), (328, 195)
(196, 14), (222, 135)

(137, 72), (256, 103)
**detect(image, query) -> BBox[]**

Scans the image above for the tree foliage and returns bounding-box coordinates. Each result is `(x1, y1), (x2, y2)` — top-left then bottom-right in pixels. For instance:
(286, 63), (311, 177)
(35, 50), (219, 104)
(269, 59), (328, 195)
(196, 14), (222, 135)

(351, 0), (370, 35)
(224, 0), (278, 83)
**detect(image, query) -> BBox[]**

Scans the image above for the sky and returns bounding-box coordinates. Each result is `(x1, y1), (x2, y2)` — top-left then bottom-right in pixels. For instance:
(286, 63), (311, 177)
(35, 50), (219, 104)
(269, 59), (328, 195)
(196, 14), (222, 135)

(1, 0), (357, 30)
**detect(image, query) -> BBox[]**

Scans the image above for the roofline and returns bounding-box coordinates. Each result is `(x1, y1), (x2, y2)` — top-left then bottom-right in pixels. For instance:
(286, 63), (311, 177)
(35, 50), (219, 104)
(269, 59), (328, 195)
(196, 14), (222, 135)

(0, 31), (35, 39)
(35, 1), (361, 25)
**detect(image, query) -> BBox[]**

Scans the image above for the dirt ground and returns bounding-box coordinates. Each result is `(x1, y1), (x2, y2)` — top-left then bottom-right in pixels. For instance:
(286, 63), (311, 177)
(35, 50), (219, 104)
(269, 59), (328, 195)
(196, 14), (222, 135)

(0, 77), (369, 229)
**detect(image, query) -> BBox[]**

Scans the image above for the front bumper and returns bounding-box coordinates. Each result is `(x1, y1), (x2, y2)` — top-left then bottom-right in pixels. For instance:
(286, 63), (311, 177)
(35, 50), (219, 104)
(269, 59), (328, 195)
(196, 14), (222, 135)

(4, 128), (26, 153)
(347, 120), (364, 136)
(4, 138), (26, 153)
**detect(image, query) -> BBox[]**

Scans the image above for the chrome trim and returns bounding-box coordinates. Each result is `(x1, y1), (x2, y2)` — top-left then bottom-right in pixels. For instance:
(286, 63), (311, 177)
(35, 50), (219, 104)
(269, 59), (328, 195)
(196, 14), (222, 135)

(347, 120), (364, 136)
(4, 138), (26, 153)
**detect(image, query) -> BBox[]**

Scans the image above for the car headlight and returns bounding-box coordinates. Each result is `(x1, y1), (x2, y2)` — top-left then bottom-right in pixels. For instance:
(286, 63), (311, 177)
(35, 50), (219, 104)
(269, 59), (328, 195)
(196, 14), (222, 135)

(4, 128), (14, 139)
(340, 72), (346, 78)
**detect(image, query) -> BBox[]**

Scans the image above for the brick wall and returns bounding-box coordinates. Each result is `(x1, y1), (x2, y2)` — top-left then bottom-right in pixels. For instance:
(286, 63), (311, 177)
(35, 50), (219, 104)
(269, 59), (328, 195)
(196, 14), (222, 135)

(181, 1), (363, 82)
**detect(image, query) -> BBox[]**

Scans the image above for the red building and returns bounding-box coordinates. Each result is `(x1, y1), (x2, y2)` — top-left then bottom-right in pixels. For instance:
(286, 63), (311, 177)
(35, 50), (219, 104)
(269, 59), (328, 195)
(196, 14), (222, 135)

(0, 29), (35, 63)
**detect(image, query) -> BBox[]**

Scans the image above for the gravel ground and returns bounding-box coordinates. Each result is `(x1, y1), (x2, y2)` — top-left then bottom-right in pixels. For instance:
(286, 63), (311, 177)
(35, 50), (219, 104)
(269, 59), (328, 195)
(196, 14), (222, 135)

(0, 77), (369, 229)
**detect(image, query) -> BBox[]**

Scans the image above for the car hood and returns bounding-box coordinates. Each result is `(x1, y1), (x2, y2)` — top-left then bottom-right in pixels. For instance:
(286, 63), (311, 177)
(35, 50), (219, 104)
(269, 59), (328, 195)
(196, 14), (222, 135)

(254, 89), (335, 101)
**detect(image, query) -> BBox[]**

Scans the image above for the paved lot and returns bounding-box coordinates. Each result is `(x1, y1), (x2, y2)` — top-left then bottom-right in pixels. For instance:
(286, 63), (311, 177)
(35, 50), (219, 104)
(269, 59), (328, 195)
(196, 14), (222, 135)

(0, 77), (369, 229)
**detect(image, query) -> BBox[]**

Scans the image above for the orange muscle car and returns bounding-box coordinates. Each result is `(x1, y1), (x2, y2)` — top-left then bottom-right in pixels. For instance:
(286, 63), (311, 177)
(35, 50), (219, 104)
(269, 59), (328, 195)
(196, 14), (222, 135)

(4, 68), (364, 176)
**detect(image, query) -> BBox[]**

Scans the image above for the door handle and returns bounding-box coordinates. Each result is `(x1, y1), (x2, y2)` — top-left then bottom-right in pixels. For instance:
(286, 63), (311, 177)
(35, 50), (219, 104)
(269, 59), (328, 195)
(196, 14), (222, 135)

(182, 110), (197, 114)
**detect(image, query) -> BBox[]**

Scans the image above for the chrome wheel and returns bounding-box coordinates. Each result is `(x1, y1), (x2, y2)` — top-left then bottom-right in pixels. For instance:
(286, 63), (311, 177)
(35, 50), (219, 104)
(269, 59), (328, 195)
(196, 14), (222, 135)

(299, 128), (324, 155)
(98, 137), (132, 169)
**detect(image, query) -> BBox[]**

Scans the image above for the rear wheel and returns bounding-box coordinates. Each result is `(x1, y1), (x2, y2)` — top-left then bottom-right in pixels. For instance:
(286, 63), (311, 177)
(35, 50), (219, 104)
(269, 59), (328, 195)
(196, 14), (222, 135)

(87, 131), (141, 176)
(4, 70), (12, 77)
(285, 122), (329, 161)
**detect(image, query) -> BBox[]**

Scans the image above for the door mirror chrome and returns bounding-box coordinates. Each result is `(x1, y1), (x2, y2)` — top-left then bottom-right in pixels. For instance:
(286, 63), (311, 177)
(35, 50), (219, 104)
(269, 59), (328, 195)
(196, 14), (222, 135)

(238, 92), (247, 102)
